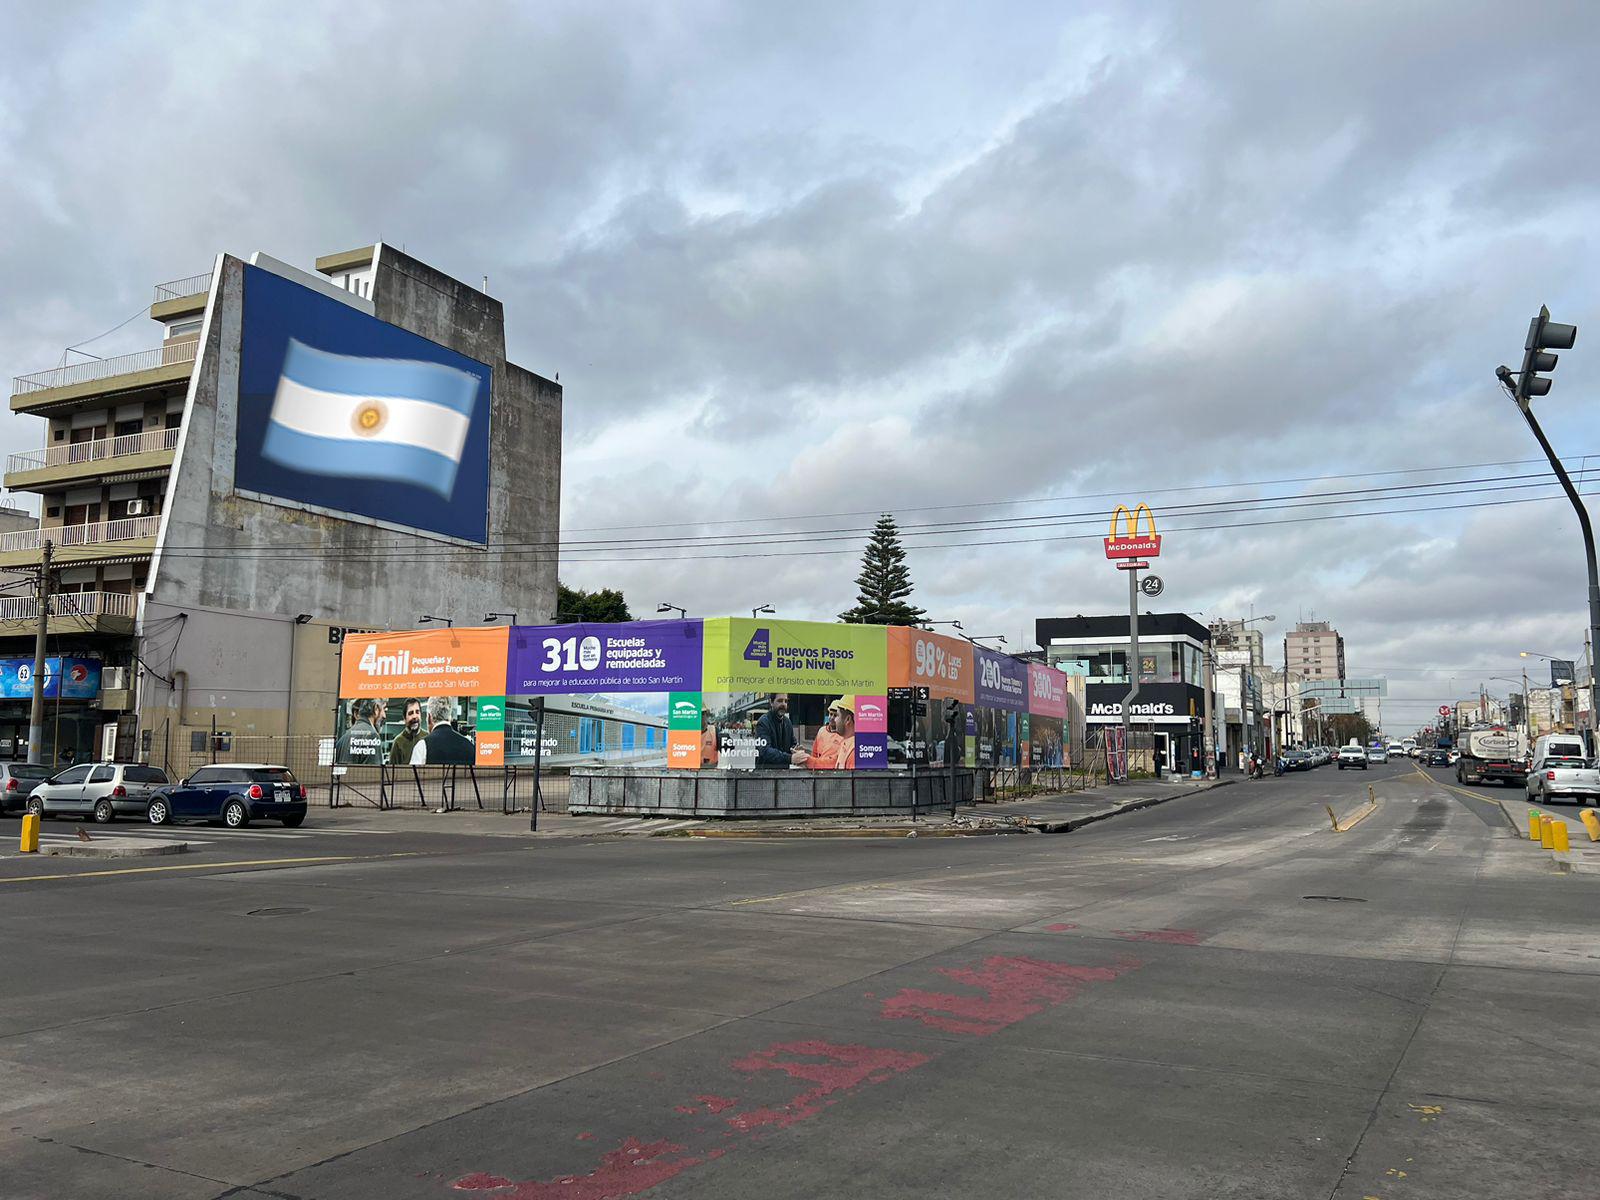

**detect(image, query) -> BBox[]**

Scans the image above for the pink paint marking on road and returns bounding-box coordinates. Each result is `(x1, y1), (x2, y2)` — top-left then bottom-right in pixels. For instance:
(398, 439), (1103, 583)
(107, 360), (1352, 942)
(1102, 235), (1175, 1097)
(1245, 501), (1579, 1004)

(724, 1040), (930, 1131)
(576, 1133), (595, 1141)
(453, 1139), (722, 1199)
(1112, 928), (1203, 945)
(1043, 923), (1079, 932)
(878, 955), (1140, 1035)
(693, 1094), (738, 1114)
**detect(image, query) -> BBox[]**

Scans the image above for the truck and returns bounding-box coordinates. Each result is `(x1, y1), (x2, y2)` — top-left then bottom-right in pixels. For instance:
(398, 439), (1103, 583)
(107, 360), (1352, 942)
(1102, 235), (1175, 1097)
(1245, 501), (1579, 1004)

(1455, 726), (1528, 787)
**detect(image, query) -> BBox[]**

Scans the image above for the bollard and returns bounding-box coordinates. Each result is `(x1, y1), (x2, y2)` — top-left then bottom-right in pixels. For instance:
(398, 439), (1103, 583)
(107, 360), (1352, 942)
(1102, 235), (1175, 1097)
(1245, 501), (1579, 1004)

(1551, 820), (1570, 854)
(19, 812), (39, 853)
(1529, 810), (1543, 841)
(1539, 814), (1555, 849)
(1582, 810), (1600, 843)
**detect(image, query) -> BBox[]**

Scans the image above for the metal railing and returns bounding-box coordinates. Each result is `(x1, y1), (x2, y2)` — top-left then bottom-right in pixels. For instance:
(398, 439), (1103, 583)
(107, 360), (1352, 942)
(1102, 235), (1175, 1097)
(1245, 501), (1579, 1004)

(0, 590), (136, 622)
(7, 426), (180, 474)
(0, 514), (160, 554)
(152, 271), (211, 303)
(12, 339), (197, 395)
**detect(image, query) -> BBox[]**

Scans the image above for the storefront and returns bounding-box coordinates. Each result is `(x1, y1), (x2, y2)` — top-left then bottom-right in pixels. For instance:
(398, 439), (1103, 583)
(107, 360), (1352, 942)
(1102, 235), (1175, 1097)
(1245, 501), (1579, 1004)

(1083, 682), (1208, 776)
(0, 655), (106, 765)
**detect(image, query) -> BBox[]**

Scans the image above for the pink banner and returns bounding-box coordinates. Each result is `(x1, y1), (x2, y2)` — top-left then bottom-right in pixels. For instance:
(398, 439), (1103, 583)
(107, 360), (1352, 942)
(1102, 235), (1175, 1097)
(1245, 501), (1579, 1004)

(854, 695), (888, 734)
(1027, 664), (1067, 718)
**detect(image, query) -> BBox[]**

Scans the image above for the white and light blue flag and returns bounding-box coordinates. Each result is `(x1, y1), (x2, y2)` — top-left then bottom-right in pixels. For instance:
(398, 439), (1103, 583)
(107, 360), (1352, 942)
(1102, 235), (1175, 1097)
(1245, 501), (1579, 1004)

(261, 340), (479, 499)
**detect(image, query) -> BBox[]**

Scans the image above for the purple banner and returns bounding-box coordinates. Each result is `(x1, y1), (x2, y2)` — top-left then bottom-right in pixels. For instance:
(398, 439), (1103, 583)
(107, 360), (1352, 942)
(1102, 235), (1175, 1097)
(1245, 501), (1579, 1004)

(974, 648), (1028, 711)
(507, 620), (703, 694)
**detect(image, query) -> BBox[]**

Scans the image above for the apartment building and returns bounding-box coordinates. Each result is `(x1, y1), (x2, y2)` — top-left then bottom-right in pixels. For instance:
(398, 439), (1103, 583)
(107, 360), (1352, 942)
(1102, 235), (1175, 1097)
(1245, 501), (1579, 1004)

(1, 245), (561, 766)
(1285, 619), (1345, 682)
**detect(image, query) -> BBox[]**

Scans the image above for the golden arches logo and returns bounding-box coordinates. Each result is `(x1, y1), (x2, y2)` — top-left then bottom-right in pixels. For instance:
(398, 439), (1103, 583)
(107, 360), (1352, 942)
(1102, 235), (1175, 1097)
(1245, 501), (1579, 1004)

(1108, 503), (1157, 540)
(1104, 502), (1161, 560)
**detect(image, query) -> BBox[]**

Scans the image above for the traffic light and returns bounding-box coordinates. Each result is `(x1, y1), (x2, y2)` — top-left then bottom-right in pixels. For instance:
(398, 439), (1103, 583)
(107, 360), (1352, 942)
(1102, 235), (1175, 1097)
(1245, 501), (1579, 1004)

(1514, 305), (1578, 403)
(944, 697), (961, 733)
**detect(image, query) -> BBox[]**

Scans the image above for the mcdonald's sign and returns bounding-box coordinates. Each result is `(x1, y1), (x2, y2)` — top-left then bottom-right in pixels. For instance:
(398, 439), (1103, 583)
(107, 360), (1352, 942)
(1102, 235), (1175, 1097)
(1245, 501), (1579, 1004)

(1104, 503), (1161, 560)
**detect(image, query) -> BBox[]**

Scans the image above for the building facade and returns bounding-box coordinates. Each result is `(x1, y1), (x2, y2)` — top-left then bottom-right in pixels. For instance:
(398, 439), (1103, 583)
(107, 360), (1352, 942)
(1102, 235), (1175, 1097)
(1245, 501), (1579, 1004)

(1037, 612), (1218, 775)
(1285, 620), (1345, 682)
(2, 244), (561, 766)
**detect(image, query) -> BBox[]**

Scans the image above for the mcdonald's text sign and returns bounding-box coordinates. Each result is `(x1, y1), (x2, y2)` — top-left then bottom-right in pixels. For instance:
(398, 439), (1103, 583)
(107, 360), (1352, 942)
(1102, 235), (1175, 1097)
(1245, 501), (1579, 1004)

(1104, 503), (1161, 560)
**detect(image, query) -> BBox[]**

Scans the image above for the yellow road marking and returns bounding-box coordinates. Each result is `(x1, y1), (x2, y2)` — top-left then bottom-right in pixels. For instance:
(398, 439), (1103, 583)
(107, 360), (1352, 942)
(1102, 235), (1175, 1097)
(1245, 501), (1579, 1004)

(1410, 765), (1506, 805)
(0, 852), (418, 884)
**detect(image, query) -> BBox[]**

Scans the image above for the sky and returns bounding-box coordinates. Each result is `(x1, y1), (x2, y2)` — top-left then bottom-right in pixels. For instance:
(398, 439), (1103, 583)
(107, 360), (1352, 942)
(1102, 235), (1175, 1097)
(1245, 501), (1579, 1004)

(3, 1), (1599, 732)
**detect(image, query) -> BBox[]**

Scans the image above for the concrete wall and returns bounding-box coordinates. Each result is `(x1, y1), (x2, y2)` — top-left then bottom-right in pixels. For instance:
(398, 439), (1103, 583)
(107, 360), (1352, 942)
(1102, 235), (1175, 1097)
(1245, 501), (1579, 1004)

(137, 245), (561, 745)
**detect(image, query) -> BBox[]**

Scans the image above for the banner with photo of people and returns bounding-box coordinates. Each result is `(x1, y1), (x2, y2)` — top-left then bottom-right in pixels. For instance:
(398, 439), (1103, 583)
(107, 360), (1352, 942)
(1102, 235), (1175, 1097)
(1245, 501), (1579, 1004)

(334, 618), (1071, 773)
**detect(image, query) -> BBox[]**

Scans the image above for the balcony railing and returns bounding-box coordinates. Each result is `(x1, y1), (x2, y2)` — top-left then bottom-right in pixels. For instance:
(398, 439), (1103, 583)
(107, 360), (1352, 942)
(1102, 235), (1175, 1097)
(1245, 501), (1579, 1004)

(153, 271), (211, 303)
(0, 591), (136, 622)
(0, 515), (160, 554)
(7, 426), (181, 475)
(12, 339), (198, 396)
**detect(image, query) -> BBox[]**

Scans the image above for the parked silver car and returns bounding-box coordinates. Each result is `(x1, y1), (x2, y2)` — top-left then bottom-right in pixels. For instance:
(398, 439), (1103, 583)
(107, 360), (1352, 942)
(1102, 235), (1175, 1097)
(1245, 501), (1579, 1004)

(25, 762), (171, 823)
(0, 762), (53, 814)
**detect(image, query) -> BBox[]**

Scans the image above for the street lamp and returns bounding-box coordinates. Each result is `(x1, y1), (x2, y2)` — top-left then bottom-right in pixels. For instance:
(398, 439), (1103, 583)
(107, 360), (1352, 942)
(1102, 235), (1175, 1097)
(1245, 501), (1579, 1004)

(1491, 676), (1532, 746)
(418, 614), (453, 628)
(962, 634), (1007, 649)
(656, 603), (687, 619)
(923, 620), (964, 631)
(484, 611), (518, 624)
(751, 604), (775, 619)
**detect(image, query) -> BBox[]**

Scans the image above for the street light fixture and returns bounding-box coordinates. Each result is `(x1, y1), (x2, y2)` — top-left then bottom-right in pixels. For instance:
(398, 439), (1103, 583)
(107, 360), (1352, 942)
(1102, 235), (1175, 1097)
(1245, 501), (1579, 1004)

(656, 603), (687, 619)
(418, 614), (453, 628)
(752, 604), (775, 619)
(922, 620), (963, 632)
(484, 611), (518, 624)
(962, 634), (1007, 649)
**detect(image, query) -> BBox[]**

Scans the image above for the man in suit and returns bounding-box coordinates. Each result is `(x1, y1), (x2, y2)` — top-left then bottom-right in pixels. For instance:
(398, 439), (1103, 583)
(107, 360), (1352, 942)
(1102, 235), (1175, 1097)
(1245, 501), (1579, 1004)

(754, 693), (797, 767)
(410, 696), (474, 766)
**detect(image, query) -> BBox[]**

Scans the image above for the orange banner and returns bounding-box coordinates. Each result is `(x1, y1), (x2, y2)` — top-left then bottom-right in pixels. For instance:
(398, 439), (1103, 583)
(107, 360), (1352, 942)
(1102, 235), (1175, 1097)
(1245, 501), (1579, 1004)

(886, 627), (975, 703)
(339, 627), (509, 698)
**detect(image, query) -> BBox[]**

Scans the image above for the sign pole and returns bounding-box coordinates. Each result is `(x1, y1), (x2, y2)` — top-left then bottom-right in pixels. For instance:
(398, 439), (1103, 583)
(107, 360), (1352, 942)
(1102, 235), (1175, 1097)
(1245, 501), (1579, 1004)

(1123, 563), (1140, 782)
(529, 696), (545, 832)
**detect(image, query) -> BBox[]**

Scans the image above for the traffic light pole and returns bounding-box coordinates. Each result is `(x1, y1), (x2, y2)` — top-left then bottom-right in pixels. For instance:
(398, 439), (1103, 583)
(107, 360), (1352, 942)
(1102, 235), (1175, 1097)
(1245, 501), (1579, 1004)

(1514, 401), (1600, 742)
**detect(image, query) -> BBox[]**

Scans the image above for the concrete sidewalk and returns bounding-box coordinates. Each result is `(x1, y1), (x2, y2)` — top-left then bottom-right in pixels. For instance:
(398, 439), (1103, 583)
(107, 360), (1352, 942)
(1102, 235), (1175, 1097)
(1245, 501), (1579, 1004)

(963, 775), (1234, 832)
(1493, 788), (1600, 873)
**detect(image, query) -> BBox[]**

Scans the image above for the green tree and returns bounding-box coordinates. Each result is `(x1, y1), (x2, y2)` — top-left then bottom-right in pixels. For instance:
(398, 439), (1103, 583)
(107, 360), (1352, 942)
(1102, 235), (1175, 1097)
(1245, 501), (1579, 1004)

(1327, 712), (1374, 747)
(556, 582), (632, 623)
(839, 514), (927, 626)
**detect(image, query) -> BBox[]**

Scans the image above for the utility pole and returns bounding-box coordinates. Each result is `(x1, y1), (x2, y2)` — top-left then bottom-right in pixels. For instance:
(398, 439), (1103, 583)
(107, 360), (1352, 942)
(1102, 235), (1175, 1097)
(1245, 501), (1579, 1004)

(26, 539), (52, 766)
(1203, 645), (1216, 778)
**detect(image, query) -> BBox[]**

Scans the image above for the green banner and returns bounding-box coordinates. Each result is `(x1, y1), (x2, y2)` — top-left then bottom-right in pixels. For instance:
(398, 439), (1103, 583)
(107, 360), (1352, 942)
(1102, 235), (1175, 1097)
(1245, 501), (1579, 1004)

(668, 692), (703, 731)
(701, 618), (889, 694)
(476, 696), (506, 734)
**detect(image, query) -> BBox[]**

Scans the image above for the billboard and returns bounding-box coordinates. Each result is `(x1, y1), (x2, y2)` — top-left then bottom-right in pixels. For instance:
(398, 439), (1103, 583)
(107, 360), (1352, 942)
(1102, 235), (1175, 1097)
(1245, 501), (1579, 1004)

(0, 656), (102, 700)
(507, 620), (702, 693)
(234, 264), (494, 544)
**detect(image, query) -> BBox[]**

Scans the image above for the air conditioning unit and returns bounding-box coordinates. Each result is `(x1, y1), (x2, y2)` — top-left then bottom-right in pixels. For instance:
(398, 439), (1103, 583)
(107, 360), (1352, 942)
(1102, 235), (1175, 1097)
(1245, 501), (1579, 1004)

(125, 500), (151, 516)
(102, 667), (128, 691)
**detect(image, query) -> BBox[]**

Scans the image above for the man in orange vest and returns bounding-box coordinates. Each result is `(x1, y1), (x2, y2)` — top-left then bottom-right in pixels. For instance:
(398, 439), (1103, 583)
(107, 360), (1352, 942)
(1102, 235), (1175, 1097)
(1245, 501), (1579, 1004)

(798, 698), (856, 770)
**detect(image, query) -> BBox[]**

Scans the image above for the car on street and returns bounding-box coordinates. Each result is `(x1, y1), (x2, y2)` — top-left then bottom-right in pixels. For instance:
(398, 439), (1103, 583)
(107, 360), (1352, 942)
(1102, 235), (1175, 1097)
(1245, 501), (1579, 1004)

(25, 762), (171, 823)
(1524, 735), (1600, 806)
(0, 763), (52, 814)
(1386, 742), (1405, 758)
(1337, 746), (1368, 770)
(147, 763), (308, 828)
(1421, 747), (1450, 767)
(1281, 749), (1312, 771)
(1367, 746), (1389, 764)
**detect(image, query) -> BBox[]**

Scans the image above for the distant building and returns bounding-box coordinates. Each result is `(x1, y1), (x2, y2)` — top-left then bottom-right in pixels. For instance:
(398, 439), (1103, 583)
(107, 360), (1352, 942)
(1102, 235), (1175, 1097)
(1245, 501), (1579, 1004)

(1285, 620), (1345, 682)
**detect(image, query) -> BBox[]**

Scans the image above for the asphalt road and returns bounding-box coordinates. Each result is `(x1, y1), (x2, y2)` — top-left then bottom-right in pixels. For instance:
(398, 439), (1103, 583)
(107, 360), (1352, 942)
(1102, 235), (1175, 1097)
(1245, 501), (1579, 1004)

(2, 761), (1595, 1199)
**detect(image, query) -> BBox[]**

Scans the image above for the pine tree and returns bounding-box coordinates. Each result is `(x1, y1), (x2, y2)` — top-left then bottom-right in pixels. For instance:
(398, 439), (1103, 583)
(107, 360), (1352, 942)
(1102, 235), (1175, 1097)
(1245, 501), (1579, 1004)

(839, 514), (927, 625)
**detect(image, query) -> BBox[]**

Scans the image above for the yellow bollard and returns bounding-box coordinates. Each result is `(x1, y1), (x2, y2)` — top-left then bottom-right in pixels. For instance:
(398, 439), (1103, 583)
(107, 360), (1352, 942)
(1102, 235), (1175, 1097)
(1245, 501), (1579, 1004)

(1582, 810), (1600, 843)
(1539, 814), (1555, 849)
(19, 812), (39, 853)
(1551, 820), (1570, 853)
(1529, 810), (1543, 840)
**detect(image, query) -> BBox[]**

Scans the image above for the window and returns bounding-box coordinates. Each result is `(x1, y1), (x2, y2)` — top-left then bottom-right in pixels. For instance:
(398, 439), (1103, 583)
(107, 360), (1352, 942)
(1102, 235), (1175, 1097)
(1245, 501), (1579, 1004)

(186, 767), (224, 785)
(114, 419), (142, 439)
(52, 765), (92, 784)
(167, 320), (202, 340)
(248, 768), (296, 783)
(89, 765), (115, 783)
(125, 766), (168, 784)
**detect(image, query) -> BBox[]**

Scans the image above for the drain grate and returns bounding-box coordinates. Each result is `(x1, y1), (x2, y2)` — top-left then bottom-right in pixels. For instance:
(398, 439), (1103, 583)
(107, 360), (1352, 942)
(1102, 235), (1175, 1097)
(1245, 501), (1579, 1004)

(247, 906), (311, 917)
(1303, 895), (1366, 903)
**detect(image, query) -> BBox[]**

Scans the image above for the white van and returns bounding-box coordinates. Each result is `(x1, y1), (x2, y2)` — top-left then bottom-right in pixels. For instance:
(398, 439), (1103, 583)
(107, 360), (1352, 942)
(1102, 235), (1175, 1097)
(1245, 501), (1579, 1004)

(1527, 734), (1600, 805)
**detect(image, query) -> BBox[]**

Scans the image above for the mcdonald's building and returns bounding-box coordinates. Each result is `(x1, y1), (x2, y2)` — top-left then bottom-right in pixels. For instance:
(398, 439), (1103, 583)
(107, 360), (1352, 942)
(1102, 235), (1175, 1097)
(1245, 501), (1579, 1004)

(1035, 612), (1223, 776)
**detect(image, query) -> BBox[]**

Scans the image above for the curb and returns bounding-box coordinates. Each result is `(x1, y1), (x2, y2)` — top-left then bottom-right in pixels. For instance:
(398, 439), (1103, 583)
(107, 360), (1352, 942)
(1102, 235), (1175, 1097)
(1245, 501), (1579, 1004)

(42, 841), (190, 859)
(1027, 779), (1235, 834)
(668, 825), (1029, 839)
(1491, 798), (1524, 834)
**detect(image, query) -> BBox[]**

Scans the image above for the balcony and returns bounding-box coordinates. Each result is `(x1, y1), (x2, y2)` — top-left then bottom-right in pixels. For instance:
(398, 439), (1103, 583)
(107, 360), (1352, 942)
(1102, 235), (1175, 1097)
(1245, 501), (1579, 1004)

(151, 270), (211, 321)
(0, 515), (160, 570)
(5, 426), (181, 491)
(0, 590), (137, 637)
(11, 339), (198, 413)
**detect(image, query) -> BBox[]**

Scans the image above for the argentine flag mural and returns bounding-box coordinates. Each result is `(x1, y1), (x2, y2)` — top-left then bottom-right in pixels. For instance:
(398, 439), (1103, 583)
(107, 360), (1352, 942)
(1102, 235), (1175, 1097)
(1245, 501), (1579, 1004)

(261, 340), (478, 500)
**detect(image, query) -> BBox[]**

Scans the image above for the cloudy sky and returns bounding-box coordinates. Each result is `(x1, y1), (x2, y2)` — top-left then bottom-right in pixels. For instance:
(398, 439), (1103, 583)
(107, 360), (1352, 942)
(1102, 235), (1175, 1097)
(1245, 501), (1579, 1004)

(4, 1), (1599, 730)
